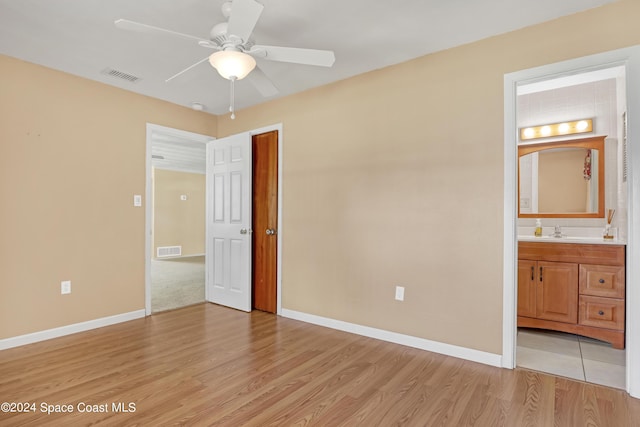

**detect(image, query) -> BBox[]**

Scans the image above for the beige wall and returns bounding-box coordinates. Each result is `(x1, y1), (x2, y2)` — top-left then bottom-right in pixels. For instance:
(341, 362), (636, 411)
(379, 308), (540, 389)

(0, 56), (216, 339)
(2, 0), (639, 354)
(152, 169), (205, 257)
(218, 0), (640, 354)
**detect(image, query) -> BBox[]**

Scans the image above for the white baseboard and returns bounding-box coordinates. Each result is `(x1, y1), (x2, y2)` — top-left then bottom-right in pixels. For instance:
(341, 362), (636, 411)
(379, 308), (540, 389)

(0, 310), (146, 351)
(281, 309), (502, 368)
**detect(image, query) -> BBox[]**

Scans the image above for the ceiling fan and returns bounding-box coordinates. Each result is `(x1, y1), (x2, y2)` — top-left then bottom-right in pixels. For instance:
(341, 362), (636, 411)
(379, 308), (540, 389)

(115, 0), (335, 117)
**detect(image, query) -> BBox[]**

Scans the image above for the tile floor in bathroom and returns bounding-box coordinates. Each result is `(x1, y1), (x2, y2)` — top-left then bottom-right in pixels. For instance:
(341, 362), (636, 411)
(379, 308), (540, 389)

(517, 328), (626, 389)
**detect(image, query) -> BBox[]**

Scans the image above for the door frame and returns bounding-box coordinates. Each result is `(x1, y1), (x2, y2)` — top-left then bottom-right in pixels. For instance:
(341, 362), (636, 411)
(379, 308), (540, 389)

(145, 123), (215, 315)
(502, 45), (640, 398)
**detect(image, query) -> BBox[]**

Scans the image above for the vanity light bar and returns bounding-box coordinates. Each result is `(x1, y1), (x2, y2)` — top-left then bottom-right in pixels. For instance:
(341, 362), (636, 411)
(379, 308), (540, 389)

(519, 118), (593, 141)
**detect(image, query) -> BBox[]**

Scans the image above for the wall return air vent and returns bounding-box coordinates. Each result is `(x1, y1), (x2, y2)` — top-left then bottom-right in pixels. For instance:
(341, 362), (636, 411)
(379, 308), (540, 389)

(157, 246), (182, 258)
(101, 67), (141, 83)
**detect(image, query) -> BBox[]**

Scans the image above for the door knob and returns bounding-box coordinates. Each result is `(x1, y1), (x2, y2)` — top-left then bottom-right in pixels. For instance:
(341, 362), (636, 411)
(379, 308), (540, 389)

(266, 228), (277, 235)
(240, 228), (253, 235)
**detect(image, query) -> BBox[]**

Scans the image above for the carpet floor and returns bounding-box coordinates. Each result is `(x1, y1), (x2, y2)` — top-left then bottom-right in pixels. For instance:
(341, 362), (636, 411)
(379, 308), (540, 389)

(151, 256), (205, 313)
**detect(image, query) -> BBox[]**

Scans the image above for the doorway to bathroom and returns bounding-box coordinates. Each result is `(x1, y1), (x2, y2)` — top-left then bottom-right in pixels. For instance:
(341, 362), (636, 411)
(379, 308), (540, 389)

(515, 66), (627, 389)
(503, 44), (640, 398)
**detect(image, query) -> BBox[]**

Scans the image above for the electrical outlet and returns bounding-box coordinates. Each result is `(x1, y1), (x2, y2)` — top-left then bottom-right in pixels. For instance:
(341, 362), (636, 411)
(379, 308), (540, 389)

(395, 286), (405, 301)
(61, 280), (71, 295)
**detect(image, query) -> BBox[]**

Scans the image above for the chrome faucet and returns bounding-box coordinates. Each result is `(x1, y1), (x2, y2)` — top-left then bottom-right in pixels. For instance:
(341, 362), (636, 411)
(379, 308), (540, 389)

(552, 225), (563, 238)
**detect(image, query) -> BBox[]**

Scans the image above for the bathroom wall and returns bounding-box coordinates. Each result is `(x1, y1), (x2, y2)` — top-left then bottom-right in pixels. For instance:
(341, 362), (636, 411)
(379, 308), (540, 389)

(517, 77), (626, 237)
(518, 79), (619, 138)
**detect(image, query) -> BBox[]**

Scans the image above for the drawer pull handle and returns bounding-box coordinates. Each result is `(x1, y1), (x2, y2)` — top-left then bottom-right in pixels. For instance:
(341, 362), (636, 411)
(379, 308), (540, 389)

(599, 278), (605, 284)
(540, 266), (543, 282)
(531, 266), (534, 281)
(598, 310), (605, 316)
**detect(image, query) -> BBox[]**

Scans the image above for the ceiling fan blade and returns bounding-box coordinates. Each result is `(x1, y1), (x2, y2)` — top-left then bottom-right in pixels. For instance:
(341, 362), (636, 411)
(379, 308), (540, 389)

(246, 66), (279, 97)
(165, 56), (211, 82)
(114, 19), (207, 44)
(226, 0), (264, 42)
(250, 45), (335, 67)
(198, 40), (221, 49)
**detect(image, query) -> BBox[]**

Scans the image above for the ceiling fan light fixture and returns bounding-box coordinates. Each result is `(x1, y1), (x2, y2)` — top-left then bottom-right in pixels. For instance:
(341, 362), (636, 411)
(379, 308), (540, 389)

(209, 50), (256, 80)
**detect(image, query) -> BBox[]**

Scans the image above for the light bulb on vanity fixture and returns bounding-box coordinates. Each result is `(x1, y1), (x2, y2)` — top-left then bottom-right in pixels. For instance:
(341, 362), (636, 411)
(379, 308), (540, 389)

(520, 118), (593, 141)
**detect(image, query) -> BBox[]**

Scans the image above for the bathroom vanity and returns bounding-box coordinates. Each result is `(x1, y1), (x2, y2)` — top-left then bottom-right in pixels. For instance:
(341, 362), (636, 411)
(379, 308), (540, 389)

(517, 240), (626, 349)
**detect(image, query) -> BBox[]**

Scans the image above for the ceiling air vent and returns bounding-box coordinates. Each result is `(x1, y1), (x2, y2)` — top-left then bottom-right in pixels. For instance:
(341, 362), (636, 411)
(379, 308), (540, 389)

(101, 67), (141, 83)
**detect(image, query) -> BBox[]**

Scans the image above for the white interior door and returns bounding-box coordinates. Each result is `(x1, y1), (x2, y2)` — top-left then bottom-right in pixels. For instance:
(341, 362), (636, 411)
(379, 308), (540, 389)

(206, 132), (252, 312)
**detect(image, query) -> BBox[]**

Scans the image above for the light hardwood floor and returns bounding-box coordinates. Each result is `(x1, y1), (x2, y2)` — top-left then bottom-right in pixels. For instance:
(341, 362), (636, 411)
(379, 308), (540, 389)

(1, 303), (639, 426)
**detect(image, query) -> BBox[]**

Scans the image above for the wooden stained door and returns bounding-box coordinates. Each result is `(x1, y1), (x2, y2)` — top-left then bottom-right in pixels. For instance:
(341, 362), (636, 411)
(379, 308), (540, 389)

(252, 131), (278, 313)
(536, 261), (578, 324)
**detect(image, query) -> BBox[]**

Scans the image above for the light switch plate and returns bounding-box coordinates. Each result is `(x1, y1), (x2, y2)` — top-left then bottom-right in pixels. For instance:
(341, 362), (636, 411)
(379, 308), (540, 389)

(395, 286), (405, 301)
(133, 195), (142, 207)
(61, 280), (71, 295)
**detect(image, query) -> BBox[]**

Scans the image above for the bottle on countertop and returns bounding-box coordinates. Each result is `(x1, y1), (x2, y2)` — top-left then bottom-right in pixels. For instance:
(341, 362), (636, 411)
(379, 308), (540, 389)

(535, 219), (542, 237)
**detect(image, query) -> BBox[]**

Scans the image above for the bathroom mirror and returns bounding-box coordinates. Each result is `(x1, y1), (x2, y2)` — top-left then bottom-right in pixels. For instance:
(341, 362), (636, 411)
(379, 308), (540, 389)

(518, 136), (605, 218)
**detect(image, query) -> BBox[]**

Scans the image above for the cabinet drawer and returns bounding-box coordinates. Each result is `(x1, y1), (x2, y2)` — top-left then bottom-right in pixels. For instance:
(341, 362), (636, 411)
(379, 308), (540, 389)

(579, 296), (625, 330)
(579, 264), (625, 298)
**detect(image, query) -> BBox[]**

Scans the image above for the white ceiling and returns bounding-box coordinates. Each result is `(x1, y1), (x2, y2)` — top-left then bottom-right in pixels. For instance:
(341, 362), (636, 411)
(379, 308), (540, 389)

(0, 0), (617, 116)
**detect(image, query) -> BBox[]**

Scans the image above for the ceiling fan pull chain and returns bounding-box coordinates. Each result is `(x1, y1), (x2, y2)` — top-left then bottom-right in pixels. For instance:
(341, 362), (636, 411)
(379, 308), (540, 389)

(229, 76), (236, 119)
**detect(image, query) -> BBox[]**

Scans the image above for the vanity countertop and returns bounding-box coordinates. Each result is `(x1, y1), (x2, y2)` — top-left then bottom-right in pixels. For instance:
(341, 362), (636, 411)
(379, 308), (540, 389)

(517, 235), (626, 245)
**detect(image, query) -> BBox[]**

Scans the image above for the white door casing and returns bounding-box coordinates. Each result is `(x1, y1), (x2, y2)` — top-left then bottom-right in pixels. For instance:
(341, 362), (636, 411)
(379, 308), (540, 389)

(206, 132), (252, 312)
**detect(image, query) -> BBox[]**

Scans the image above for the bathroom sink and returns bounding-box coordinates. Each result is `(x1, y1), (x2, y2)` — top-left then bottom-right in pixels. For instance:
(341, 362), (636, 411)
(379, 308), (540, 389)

(517, 235), (621, 244)
(518, 235), (563, 240)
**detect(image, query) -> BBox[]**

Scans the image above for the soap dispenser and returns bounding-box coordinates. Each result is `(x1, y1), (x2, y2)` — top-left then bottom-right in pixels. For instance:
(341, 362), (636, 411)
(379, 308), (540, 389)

(535, 219), (542, 237)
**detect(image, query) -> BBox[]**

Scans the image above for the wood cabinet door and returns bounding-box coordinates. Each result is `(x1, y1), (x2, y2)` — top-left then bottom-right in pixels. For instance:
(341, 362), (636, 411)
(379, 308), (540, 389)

(517, 260), (537, 318)
(536, 261), (578, 324)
